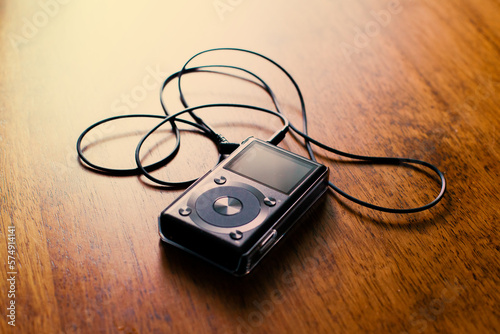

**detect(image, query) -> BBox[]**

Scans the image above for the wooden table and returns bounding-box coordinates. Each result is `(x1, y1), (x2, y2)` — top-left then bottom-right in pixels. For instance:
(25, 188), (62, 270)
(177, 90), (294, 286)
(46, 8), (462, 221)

(1, 1), (498, 333)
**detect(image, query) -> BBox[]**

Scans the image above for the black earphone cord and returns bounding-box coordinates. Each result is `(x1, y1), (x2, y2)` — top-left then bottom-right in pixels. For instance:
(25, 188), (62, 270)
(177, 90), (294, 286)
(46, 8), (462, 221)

(77, 48), (446, 214)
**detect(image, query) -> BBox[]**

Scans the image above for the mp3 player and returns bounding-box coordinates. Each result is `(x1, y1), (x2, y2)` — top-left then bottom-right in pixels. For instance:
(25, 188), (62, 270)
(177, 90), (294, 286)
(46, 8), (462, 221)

(159, 137), (329, 276)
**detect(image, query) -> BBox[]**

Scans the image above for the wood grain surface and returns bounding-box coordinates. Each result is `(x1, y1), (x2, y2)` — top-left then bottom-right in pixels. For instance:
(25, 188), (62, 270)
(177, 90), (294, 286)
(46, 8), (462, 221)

(1, 0), (499, 333)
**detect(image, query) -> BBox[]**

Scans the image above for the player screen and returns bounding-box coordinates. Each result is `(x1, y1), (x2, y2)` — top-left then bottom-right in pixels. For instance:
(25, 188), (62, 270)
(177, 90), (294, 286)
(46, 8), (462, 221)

(224, 141), (317, 194)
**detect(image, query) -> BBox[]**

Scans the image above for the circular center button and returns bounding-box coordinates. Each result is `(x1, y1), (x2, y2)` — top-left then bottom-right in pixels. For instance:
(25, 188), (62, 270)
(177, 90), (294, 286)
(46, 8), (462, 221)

(213, 196), (242, 216)
(195, 186), (261, 228)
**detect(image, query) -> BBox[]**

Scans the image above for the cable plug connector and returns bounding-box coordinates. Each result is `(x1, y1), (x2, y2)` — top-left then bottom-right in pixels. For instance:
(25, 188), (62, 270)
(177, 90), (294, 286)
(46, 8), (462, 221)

(216, 134), (240, 155)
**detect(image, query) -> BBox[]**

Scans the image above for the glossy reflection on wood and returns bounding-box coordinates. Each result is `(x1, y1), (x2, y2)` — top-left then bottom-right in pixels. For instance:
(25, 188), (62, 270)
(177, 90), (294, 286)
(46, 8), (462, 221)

(0, 0), (498, 333)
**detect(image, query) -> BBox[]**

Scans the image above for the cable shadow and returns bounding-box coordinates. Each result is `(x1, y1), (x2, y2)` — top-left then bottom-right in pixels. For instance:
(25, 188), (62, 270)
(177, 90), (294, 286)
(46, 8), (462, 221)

(285, 131), (448, 227)
(80, 128), (175, 152)
(328, 187), (452, 230)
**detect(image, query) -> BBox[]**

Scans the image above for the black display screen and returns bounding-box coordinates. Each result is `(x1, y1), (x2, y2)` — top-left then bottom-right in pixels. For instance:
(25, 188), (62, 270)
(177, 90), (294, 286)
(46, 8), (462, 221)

(224, 141), (317, 194)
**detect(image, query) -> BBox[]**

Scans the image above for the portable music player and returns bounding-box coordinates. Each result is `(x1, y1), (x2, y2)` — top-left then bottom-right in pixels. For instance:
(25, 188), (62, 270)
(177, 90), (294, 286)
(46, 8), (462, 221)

(159, 137), (329, 276)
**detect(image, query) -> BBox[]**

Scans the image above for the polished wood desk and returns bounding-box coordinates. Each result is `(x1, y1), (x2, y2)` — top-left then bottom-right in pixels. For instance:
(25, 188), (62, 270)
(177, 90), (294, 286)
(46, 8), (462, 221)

(1, 1), (498, 333)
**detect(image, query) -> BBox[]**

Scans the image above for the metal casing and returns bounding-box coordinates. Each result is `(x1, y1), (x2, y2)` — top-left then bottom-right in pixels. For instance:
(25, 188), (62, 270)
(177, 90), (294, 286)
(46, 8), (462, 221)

(159, 138), (329, 276)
